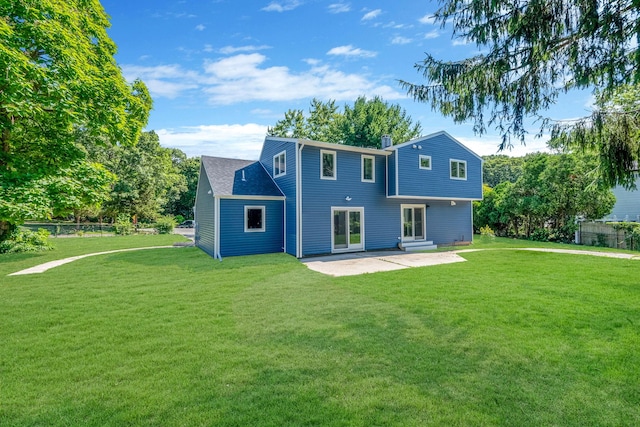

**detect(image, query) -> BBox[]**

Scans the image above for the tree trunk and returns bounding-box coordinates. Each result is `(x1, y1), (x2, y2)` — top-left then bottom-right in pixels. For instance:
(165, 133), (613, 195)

(0, 220), (17, 241)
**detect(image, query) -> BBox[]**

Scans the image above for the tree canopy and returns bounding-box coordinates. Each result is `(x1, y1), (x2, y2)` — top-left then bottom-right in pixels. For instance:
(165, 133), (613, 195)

(400, 0), (639, 185)
(268, 96), (422, 148)
(0, 0), (152, 237)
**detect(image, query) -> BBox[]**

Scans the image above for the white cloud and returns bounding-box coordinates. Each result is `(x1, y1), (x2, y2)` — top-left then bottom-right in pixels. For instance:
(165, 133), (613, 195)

(327, 45), (377, 58)
(424, 30), (440, 39)
(328, 3), (350, 13)
(452, 38), (472, 46)
(156, 124), (268, 159)
(391, 36), (412, 45)
(262, 1), (302, 12)
(203, 44), (214, 52)
(195, 24), (205, 31)
(124, 53), (403, 104)
(419, 14), (436, 25)
(361, 9), (381, 21)
(218, 45), (271, 54)
(457, 135), (551, 157)
(201, 53), (402, 104)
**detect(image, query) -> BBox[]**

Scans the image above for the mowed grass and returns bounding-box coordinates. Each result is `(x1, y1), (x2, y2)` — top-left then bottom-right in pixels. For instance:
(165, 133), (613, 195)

(1, 236), (640, 426)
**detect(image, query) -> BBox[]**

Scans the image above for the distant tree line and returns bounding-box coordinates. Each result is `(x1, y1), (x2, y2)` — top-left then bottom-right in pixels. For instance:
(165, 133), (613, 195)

(475, 152), (615, 242)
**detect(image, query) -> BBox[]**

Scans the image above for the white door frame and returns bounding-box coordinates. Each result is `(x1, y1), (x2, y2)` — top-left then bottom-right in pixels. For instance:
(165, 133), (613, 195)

(401, 204), (426, 242)
(331, 207), (365, 253)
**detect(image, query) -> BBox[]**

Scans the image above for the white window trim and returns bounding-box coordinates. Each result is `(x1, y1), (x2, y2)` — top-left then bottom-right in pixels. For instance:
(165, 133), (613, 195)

(361, 155), (375, 183)
(400, 204), (426, 242)
(450, 159), (467, 180)
(320, 149), (337, 180)
(273, 151), (286, 178)
(244, 205), (265, 232)
(419, 155), (432, 170)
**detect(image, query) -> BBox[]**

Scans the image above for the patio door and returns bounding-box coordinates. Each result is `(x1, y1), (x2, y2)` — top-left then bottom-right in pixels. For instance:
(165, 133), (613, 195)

(332, 208), (364, 252)
(401, 205), (425, 242)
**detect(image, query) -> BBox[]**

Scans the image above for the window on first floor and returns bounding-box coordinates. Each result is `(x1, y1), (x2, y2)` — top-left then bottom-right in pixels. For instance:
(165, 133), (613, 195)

(450, 159), (467, 180)
(321, 150), (336, 180)
(362, 155), (375, 182)
(273, 151), (286, 178)
(245, 206), (265, 232)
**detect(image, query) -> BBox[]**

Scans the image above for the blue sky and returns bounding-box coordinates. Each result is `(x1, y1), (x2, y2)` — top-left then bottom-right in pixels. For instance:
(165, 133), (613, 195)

(100, 0), (592, 160)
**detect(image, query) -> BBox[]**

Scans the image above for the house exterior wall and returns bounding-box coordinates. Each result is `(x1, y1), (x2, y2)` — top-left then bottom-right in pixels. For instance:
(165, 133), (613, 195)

(387, 151), (397, 197)
(194, 165), (215, 257)
(260, 137), (298, 256)
(607, 176), (640, 221)
(298, 144), (477, 256)
(218, 198), (284, 257)
(395, 133), (483, 199)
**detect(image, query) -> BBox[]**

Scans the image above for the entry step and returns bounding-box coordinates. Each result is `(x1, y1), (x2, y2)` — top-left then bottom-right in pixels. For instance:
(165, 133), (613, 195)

(398, 241), (438, 251)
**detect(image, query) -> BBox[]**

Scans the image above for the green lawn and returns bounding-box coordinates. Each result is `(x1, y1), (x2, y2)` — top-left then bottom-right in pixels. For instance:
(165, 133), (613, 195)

(1, 236), (639, 426)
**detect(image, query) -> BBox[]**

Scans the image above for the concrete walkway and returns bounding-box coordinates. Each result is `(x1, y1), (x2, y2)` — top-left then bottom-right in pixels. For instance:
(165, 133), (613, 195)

(301, 250), (467, 276)
(302, 247), (640, 277)
(8, 246), (176, 276)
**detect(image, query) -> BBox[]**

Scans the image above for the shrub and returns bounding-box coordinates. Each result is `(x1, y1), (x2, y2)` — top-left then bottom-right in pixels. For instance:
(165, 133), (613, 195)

(0, 228), (53, 254)
(529, 228), (550, 242)
(174, 215), (185, 225)
(154, 216), (176, 234)
(479, 225), (495, 237)
(113, 214), (134, 235)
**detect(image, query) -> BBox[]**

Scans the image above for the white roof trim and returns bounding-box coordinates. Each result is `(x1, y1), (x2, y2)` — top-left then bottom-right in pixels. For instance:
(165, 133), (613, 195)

(384, 131), (483, 161)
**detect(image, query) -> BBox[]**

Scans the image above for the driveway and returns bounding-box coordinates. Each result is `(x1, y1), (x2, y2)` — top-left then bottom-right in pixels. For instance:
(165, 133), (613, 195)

(301, 250), (467, 277)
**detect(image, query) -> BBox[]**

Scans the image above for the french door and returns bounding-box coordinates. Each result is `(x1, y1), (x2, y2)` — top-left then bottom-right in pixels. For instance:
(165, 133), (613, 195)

(332, 208), (364, 252)
(402, 205), (425, 242)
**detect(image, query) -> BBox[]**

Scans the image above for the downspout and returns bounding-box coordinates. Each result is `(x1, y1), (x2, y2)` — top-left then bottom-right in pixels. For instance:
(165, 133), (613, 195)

(296, 142), (305, 258)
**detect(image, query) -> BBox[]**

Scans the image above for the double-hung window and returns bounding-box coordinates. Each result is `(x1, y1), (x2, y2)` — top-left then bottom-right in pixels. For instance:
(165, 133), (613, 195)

(361, 155), (375, 182)
(273, 151), (286, 178)
(321, 150), (336, 180)
(450, 159), (467, 180)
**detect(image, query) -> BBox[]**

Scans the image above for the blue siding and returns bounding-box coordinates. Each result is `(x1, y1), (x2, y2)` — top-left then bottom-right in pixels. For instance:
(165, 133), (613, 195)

(607, 176), (640, 221)
(301, 146), (403, 255)
(260, 138), (298, 256)
(395, 133), (482, 199)
(387, 151), (397, 196)
(219, 199), (284, 257)
(194, 164), (215, 257)
(426, 200), (473, 244)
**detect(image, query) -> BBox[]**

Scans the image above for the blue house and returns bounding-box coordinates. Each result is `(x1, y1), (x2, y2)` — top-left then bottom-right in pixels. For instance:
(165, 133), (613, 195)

(195, 132), (483, 259)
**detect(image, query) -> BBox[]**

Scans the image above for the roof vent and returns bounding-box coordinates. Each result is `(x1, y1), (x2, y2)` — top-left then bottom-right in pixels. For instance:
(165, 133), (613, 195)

(381, 135), (392, 149)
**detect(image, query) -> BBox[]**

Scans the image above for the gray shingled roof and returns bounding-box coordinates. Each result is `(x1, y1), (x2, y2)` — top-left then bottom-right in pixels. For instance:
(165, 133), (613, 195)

(200, 156), (284, 197)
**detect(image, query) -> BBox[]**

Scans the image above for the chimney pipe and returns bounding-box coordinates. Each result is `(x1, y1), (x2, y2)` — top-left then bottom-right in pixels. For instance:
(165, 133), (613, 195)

(381, 135), (392, 149)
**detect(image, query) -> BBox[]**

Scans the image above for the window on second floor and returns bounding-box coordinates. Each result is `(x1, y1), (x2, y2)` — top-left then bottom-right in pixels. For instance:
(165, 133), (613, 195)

(450, 159), (467, 180)
(273, 151), (286, 178)
(419, 155), (432, 170)
(321, 150), (336, 180)
(362, 155), (375, 182)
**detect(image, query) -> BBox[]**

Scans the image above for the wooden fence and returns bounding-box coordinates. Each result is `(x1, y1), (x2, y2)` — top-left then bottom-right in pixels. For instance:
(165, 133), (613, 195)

(577, 222), (629, 249)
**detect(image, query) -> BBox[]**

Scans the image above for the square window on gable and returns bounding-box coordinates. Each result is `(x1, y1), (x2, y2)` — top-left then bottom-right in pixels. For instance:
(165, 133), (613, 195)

(450, 159), (467, 180)
(273, 151), (286, 178)
(419, 155), (432, 170)
(321, 150), (336, 180)
(245, 206), (265, 232)
(361, 155), (375, 182)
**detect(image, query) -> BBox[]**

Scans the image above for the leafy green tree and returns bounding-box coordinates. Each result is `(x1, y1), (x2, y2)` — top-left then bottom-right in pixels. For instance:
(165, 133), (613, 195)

(400, 0), (639, 185)
(95, 132), (187, 222)
(0, 0), (152, 239)
(268, 96), (422, 147)
(482, 155), (524, 187)
(164, 150), (200, 219)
